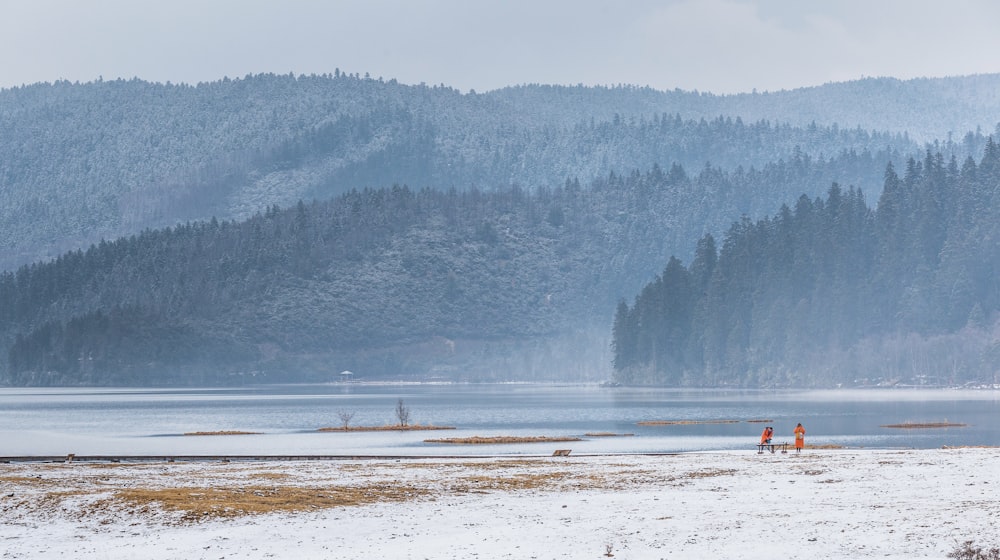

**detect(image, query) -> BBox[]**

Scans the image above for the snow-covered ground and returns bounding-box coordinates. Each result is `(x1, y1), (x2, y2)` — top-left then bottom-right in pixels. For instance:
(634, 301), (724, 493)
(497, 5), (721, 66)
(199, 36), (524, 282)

(2, 448), (998, 559)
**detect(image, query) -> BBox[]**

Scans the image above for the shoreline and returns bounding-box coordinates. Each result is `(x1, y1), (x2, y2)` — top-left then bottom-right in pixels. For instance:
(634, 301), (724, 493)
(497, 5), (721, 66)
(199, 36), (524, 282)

(0, 444), (940, 464)
(6, 446), (928, 468)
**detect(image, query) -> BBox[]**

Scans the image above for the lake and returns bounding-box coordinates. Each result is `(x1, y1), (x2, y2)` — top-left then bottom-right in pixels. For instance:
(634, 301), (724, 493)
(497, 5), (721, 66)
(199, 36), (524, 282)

(1, 384), (998, 457)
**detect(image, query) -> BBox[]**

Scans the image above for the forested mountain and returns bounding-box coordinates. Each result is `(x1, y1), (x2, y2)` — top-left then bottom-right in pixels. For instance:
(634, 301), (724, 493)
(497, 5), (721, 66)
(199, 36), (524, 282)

(4, 72), (1000, 387)
(612, 142), (1000, 388)
(1, 146), (913, 386)
(4, 73), (999, 272)
(494, 75), (1000, 144)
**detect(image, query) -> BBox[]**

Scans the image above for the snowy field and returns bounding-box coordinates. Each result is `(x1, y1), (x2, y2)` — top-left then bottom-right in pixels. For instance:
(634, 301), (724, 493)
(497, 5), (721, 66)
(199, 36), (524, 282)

(2, 448), (999, 559)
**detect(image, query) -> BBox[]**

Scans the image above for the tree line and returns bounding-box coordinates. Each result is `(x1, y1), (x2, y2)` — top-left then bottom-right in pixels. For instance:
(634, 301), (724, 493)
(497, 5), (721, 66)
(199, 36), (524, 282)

(613, 140), (1000, 387)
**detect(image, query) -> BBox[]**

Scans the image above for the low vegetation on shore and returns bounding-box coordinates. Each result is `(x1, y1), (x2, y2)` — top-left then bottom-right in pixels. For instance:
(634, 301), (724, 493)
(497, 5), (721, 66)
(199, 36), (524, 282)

(317, 425), (455, 432)
(183, 431), (261, 436)
(637, 419), (740, 426)
(423, 436), (582, 445)
(881, 422), (967, 429)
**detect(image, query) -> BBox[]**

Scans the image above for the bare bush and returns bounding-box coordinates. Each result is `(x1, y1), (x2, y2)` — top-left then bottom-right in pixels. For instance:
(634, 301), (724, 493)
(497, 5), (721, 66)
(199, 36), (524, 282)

(395, 398), (411, 427)
(337, 410), (356, 429)
(949, 541), (1000, 560)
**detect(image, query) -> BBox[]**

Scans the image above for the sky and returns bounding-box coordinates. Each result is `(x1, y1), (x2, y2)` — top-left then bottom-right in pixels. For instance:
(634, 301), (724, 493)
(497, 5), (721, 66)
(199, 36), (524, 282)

(2, 0), (1000, 95)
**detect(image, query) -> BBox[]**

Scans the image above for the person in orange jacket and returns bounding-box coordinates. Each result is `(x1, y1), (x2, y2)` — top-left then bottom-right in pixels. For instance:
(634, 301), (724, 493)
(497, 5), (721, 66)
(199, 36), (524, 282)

(794, 423), (806, 453)
(760, 426), (773, 445)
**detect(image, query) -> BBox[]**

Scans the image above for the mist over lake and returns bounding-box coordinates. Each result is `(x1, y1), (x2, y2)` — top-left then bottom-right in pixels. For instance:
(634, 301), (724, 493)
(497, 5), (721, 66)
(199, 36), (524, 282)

(2, 384), (997, 457)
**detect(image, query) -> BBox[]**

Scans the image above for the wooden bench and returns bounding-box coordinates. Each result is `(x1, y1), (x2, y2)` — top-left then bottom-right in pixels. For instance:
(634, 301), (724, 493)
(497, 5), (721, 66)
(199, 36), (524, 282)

(552, 449), (572, 456)
(756, 442), (788, 454)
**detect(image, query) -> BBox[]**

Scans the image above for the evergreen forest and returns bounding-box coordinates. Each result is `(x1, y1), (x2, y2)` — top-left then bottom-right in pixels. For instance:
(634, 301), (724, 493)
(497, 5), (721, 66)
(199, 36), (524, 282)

(2, 147), (902, 385)
(613, 144), (1000, 387)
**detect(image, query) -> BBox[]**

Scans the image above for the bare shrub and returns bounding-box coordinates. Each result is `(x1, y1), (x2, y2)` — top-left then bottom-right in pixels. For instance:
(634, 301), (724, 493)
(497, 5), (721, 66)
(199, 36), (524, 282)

(949, 541), (1000, 560)
(395, 398), (411, 427)
(337, 411), (356, 429)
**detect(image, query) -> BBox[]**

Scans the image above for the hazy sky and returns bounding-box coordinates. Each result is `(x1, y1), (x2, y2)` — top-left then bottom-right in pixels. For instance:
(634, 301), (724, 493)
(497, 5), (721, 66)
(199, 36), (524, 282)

(3, 0), (1000, 94)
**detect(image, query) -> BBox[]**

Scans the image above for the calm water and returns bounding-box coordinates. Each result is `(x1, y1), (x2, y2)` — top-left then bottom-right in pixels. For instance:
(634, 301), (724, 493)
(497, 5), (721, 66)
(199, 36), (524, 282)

(1, 384), (998, 456)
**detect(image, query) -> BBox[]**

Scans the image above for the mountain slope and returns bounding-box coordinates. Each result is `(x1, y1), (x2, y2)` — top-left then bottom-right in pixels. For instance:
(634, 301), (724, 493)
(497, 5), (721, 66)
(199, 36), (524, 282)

(2, 146), (906, 385)
(5, 73), (998, 271)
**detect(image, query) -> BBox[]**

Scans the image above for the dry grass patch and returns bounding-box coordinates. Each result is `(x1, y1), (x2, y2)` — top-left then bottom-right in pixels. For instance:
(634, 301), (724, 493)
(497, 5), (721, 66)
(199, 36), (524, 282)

(418, 459), (549, 470)
(881, 422), (967, 429)
(2, 456), (711, 525)
(452, 471), (581, 493)
(8, 490), (91, 516)
(110, 484), (430, 522)
(682, 468), (738, 479)
(317, 424), (455, 432)
(637, 419), (739, 426)
(183, 431), (261, 436)
(424, 436), (582, 445)
(245, 472), (293, 481)
(0, 475), (53, 485)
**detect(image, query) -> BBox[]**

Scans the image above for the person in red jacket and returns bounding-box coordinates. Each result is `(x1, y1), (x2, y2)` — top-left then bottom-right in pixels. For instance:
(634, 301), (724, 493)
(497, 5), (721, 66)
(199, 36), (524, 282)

(794, 423), (806, 453)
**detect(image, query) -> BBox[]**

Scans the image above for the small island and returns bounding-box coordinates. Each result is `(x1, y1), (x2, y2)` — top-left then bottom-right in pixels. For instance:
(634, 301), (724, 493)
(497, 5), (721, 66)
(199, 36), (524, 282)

(637, 419), (740, 426)
(318, 425), (456, 432)
(183, 431), (261, 436)
(424, 436), (583, 445)
(319, 398), (456, 432)
(880, 422), (967, 429)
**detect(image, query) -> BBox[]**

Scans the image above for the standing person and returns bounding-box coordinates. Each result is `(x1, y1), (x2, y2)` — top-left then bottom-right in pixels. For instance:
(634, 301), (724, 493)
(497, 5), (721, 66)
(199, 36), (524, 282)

(794, 423), (805, 453)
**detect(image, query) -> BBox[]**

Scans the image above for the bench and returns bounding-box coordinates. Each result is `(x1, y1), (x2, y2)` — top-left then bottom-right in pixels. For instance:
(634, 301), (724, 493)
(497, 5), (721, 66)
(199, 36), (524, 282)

(756, 442), (788, 454)
(552, 449), (572, 456)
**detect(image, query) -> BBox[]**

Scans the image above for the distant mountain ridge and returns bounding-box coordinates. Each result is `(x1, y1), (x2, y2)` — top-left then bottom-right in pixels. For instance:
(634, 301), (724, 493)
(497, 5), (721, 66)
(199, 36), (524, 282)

(3, 72), (998, 271)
